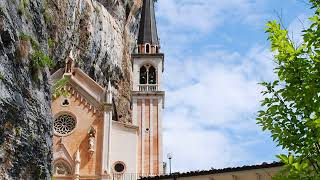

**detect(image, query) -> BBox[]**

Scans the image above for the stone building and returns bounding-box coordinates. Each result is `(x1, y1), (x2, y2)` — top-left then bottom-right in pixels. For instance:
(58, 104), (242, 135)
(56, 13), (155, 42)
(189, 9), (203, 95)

(50, 0), (164, 179)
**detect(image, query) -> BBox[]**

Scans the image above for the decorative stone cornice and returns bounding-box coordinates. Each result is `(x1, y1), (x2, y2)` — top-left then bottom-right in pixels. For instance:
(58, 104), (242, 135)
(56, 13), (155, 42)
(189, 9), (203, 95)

(66, 84), (102, 114)
(51, 67), (113, 115)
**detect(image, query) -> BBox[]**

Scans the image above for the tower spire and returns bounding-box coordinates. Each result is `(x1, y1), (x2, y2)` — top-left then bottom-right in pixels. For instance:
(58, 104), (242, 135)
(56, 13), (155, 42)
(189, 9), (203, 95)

(137, 0), (160, 54)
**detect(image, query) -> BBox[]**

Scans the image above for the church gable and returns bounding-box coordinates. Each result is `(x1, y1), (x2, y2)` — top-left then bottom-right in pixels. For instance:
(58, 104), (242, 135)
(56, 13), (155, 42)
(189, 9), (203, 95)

(51, 51), (112, 178)
(51, 69), (107, 114)
(51, 51), (112, 114)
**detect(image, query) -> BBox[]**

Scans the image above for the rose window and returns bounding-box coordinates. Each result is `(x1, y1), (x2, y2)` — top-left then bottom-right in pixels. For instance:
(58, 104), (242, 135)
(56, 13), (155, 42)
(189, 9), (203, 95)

(54, 114), (76, 136)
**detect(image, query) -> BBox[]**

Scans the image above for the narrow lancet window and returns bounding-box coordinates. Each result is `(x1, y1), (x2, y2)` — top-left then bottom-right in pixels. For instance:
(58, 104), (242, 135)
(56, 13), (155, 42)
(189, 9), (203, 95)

(140, 66), (147, 84)
(146, 44), (150, 54)
(148, 66), (156, 84)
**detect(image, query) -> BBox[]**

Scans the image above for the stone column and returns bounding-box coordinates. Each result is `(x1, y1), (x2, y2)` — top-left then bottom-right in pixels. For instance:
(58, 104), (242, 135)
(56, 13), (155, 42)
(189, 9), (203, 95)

(101, 81), (113, 178)
(74, 150), (80, 180)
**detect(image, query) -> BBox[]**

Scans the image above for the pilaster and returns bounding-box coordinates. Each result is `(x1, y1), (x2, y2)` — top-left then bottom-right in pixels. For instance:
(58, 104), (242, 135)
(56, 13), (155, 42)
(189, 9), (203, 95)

(141, 98), (146, 175)
(150, 98), (154, 174)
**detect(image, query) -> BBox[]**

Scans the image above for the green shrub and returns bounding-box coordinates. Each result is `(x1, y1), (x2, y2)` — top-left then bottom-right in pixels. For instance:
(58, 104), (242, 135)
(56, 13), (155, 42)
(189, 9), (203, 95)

(52, 77), (70, 98)
(30, 50), (54, 81)
(15, 127), (22, 136)
(43, 11), (52, 24)
(48, 38), (55, 50)
(19, 32), (31, 41)
(30, 38), (39, 50)
(0, 73), (4, 81)
(31, 50), (54, 70)
(19, 32), (53, 81)
(19, 33), (39, 49)
(17, 0), (29, 16)
(42, 0), (53, 25)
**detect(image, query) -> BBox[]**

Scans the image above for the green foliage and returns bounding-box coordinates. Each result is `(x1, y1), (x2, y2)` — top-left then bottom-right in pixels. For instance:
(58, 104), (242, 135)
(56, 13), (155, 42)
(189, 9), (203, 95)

(48, 38), (55, 50)
(18, 0), (30, 18)
(52, 77), (70, 98)
(19, 32), (54, 81)
(47, 38), (55, 58)
(19, 32), (39, 49)
(44, 11), (52, 25)
(257, 0), (320, 179)
(15, 127), (22, 136)
(30, 38), (39, 50)
(31, 50), (54, 70)
(272, 154), (320, 180)
(42, 0), (52, 25)
(0, 72), (4, 81)
(30, 50), (54, 81)
(35, 165), (44, 180)
(19, 32), (31, 41)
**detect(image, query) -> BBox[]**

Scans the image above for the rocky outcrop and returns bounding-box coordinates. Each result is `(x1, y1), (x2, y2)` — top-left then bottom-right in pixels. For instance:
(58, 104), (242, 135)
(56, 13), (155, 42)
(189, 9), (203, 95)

(0, 0), (141, 178)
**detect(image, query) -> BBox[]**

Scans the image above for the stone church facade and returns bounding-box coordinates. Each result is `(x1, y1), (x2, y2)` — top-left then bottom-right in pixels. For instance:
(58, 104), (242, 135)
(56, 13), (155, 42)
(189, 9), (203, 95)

(50, 0), (164, 179)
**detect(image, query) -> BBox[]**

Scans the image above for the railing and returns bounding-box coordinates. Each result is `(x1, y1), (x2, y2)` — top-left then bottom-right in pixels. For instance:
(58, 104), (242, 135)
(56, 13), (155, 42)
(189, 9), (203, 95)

(138, 84), (158, 92)
(111, 173), (160, 180)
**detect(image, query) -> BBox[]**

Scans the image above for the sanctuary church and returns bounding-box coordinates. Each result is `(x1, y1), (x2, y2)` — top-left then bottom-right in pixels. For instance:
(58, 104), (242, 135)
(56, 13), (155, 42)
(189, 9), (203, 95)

(49, 0), (284, 180)
(50, 0), (164, 179)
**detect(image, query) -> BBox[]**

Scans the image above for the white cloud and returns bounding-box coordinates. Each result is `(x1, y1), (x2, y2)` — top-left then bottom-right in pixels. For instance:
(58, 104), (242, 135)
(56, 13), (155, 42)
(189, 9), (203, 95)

(157, 0), (267, 33)
(164, 126), (248, 171)
(156, 0), (310, 173)
(162, 46), (278, 172)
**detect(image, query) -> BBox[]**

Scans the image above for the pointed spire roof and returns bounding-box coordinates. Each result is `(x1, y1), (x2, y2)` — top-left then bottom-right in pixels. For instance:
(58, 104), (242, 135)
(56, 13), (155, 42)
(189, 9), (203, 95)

(138, 0), (159, 45)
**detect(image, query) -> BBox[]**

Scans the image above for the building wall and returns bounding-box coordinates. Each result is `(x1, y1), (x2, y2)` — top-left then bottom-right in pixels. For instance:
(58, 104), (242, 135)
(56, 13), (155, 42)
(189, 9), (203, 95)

(152, 166), (282, 180)
(52, 94), (104, 178)
(135, 97), (161, 176)
(110, 121), (138, 174)
(152, 98), (159, 175)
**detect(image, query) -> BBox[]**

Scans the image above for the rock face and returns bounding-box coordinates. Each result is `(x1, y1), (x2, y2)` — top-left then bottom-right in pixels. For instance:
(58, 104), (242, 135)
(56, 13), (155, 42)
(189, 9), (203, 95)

(0, 0), (141, 178)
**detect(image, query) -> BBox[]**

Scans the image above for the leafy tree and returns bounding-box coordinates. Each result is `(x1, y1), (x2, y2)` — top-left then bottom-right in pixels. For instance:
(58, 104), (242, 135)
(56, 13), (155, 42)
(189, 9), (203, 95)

(257, 1), (320, 179)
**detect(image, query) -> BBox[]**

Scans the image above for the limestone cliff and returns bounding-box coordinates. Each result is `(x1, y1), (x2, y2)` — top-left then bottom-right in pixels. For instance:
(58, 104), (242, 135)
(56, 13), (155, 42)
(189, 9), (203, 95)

(0, 0), (141, 178)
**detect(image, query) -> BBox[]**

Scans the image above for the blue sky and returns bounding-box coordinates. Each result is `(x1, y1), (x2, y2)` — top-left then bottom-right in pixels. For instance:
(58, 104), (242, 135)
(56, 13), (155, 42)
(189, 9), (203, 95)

(155, 0), (314, 172)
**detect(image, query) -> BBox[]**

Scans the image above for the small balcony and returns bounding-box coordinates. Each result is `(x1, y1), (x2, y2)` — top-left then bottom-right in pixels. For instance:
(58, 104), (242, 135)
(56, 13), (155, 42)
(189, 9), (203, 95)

(138, 84), (158, 92)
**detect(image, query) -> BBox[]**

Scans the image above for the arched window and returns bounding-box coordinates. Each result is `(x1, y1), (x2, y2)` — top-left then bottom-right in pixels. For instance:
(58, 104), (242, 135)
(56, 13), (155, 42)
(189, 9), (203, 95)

(155, 46), (159, 53)
(145, 44), (150, 54)
(139, 65), (157, 85)
(54, 160), (72, 176)
(148, 66), (156, 84)
(139, 66), (147, 84)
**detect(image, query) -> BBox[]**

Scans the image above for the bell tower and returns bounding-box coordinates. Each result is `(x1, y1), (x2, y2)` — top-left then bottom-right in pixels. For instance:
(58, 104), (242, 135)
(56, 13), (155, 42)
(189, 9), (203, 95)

(132, 0), (165, 176)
